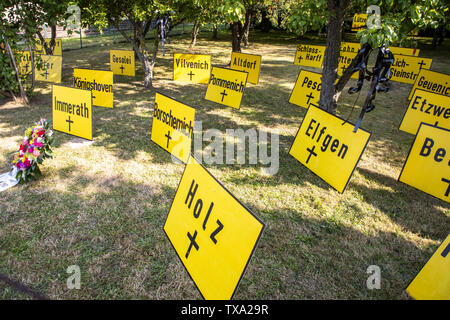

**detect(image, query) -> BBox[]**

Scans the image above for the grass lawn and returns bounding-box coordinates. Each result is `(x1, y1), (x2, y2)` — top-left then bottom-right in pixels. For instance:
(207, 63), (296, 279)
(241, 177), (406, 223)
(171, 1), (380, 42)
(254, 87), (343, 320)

(0, 29), (449, 300)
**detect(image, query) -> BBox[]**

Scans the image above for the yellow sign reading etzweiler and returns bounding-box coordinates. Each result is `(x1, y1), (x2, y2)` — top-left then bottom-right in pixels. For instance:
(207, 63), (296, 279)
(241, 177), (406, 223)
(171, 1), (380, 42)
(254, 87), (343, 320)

(230, 52), (262, 85)
(73, 68), (114, 108)
(110, 50), (135, 76)
(35, 55), (62, 83)
(409, 69), (450, 100)
(205, 67), (248, 109)
(289, 69), (322, 109)
(293, 44), (325, 69)
(173, 53), (211, 84)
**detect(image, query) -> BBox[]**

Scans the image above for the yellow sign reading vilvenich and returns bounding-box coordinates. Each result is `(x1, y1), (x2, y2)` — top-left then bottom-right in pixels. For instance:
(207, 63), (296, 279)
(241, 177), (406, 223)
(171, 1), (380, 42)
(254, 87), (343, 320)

(173, 53), (211, 84)
(110, 50), (135, 76)
(409, 69), (450, 100)
(293, 44), (325, 69)
(390, 54), (432, 84)
(205, 67), (248, 109)
(289, 69), (322, 109)
(230, 52), (262, 85)
(35, 55), (62, 83)
(73, 68), (114, 108)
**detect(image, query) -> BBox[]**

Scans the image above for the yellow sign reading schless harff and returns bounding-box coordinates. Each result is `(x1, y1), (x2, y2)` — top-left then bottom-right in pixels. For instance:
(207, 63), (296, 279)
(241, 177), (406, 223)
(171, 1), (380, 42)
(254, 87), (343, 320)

(110, 50), (135, 76)
(293, 44), (325, 69)
(205, 67), (248, 109)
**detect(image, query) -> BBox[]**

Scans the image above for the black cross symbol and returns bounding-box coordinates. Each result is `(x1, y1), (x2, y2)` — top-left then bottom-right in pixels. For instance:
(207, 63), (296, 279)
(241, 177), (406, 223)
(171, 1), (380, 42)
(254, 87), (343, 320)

(297, 55), (303, 64)
(187, 71), (195, 81)
(306, 145), (317, 164)
(441, 178), (450, 197)
(120, 65), (125, 74)
(43, 69), (49, 79)
(220, 89), (228, 102)
(66, 116), (74, 132)
(24, 63), (29, 73)
(165, 130), (172, 148)
(185, 230), (199, 259)
(306, 92), (315, 105)
(442, 242), (450, 258)
(417, 60), (426, 70)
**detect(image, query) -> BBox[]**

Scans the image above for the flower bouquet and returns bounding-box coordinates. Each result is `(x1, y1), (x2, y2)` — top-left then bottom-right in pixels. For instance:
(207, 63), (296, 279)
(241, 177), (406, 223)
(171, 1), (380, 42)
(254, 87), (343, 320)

(11, 118), (54, 183)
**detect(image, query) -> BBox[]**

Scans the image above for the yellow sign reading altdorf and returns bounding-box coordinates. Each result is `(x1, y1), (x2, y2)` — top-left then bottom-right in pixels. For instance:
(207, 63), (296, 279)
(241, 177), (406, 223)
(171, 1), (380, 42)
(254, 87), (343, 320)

(390, 55), (432, 84)
(73, 68), (114, 108)
(163, 155), (264, 300)
(35, 54), (62, 83)
(173, 53), (211, 84)
(205, 67), (248, 109)
(230, 52), (262, 85)
(289, 69), (321, 109)
(110, 50), (135, 76)
(293, 44), (325, 69)
(409, 69), (450, 100)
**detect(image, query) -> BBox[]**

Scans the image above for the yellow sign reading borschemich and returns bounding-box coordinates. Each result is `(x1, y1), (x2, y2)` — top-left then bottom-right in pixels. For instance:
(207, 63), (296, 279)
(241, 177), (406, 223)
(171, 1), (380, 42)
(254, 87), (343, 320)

(409, 69), (450, 100)
(151, 92), (195, 163)
(35, 55), (62, 83)
(73, 68), (114, 108)
(52, 85), (92, 140)
(390, 54), (432, 84)
(398, 123), (450, 203)
(163, 155), (264, 300)
(230, 52), (262, 85)
(289, 104), (371, 193)
(173, 53), (211, 84)
(289, 69), (322, 109)
(406, 234), (450, 300)
(205, 67), (248, 109)
(293, 44), (325, 69)
(110, 50), (135, 76)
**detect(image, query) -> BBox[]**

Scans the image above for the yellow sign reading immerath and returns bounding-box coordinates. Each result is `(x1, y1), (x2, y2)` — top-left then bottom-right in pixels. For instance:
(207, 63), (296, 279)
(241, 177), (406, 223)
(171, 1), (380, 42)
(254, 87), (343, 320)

(173, 53), (211, 84)
(289, 69), (322, 109)
(52, 85), (93, 140)
(35, 38), (62, 55)
(398, 123), (450, 203)
(73, 68), (114, 108)
(205, 67), (248, 109)
(351, 13), (368, 31)
(293, 44), (325, 69)
(35, 55), (62, 83)
(110, 50), (135, 76)
(390, 54), (432, 84)
(399, 89), (450, 135)
(163, 156), (264, 300)
(230, 52), (262, 85)
(151, 92), (195, 164)
(289, 104), (371, 193)
(408, 69), (450, 100)
(406, 234), (450, 300)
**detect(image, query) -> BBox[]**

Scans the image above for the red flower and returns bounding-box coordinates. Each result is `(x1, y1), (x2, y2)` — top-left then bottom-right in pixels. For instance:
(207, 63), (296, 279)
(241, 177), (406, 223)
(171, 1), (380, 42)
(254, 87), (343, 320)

(19, 144), (26, 151)
(36, 130), (45, 137)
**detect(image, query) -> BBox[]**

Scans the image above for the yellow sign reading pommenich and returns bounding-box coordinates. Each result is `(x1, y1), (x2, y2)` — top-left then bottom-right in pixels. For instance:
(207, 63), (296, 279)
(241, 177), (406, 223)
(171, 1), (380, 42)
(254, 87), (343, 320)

(409, 69), (450, 100)
(173, 53), (211, 84)
(205, 67), (248, 109)
(230, 52), (262, 85)
(289, 69), (322, 109)
(293, 44), (325, 69)
(110, 50), (135, 76)
(73, 68), (114, 108)
(35, 55), (62, 83)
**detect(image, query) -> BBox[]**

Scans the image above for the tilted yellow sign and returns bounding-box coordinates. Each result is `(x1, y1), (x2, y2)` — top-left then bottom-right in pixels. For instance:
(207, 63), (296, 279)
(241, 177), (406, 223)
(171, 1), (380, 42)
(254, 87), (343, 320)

(390, 54), (432, 84)
(398, 123), (450, 203)
(351, 13), (368, 31)
(289, 69), (322, 109)
(389, 47), (420, 57)
(52, 85), (92, 140)
(289, 104), (371, 193)
(337, 50), (358, 80)
(35, 55), (62, 83)
(293, 44), (325, 69)
(110, 50), (135, 76)
(230, 52), (262, 85)
(406, 234), (450, 300)
(163, 156), (264, 300)
(400, 89), (450, 135)
(409, 69), (450, 100)
(35, 38), (62, 55)
(16, 51), (33, 76)
(151, 92), (195, 163)
(173, 53), (211, 84)
(73, 68), (114, 108)
(205, 67), (248, 109)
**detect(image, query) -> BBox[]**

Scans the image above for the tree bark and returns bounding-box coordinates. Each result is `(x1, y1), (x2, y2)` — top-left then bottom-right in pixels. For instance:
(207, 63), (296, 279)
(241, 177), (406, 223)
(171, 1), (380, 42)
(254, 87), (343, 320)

(212, 25), (218, 40)
(190, 22), (200, 49)
(242, 10), (252, 47)
(36, 25), (56, 55)
(4, 38), (29, 104)
(231, 22), (243, 53)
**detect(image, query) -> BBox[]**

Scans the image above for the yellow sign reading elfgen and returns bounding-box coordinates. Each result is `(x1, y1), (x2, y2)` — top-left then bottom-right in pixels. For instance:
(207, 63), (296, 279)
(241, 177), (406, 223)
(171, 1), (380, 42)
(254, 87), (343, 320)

(407, 234), (450, 300)
(173, 53), (211, 84)
(400, 89), (450, 135)
(289, 69), (322, 109)
(390, 54), (432, 84)
(351, 13), (368, 31)
(409, 69), (450, 100)
(73, 68), (114, 108)
(163, 156), (264, 300)
(398, 123), (450, 203)
(293, 44), (325, 69)
(35, 38), (62, 55)
(52, 85), (92, 140)
(35, 55), (62, 83)
(151, 92), (195, 164)
(110, 50), (135, 76)
(205, 67), (248, 109)
(289, 104), (371, 193)
(230, 52), (262, 85)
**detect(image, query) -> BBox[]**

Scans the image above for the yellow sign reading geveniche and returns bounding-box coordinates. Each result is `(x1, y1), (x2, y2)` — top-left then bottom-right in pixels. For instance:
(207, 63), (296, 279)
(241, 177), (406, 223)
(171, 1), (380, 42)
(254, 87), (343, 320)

(289, 69), (322, 109)
(293, 44), (325, 69)
(35, 54), (62, 83)
(173, 53), (211, 84)
(230, 52), (262, 85)
(408, 69), (450, 100)
(110, 50), (135, 76)
(205, 67), (248, 109)
(390, 54), (432, 84)
(73, 68), (114, 108)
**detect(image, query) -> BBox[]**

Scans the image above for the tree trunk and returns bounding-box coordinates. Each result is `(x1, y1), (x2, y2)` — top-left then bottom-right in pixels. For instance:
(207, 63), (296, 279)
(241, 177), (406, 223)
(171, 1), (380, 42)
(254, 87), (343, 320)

(212, 25), (218, 40)
(231, 22), (242, 53)
(242, 10), (252, 47)
(190, 22), (200, 49)
(36, 25), (56, 55)
(4, 38), (29, 104)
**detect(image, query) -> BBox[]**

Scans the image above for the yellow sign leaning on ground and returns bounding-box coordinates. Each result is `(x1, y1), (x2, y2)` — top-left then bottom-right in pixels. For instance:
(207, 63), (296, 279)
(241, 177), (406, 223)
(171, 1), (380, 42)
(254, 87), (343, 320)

(289, 104), (371, 193)
(35, 38), (62, 55)
(110, 50), (135, 76)
(337, 50), (358, 80)
(205, 67), (248, 109)
(16, 51), (33, 76)
(73, 68), (114, 108)
(351, 13), (368, 31)
(289, 69), (322, 109)
(151, 92), (195, 163)
(408, 69), (450, 100)
(406, 233), (450, 299)
(398, 123), (450, 203)
(293, 44), (325, 69)
(399, 89), (450, 135)
(35, 55), (62, 83)
(390, 54), (432, 84)
(173, 53), (211, 84)
(230, 52), (262, 85)
(163, 155), (264, 300)
(52, 85), (93, 140)
(389, 47), (420, 57)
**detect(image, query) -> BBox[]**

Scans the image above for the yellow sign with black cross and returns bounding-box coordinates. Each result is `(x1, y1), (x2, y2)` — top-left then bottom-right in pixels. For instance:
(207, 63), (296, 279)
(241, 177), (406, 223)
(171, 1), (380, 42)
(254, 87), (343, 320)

(289, 69), (322, 109)
(337, 50), (358, 80)
(398, 123), (450, 203)
(390, 54), (432, 84)
(163, 155), (264, 300)
(389, 47), (420, 57)
(110, 50), (135, 76)
(293, 44), (325, 69)
(406, 234), (450, 300)
(205, 67), (248, 110)
(52, 85), (93, 140)
(35, 38), (62, 55)
(16, 51), (33, 76)
(151, 92), (195, 164)
(409, 69), (450, 100)
(230, 52), (262, 85)
(399, 89), (450, 135)
(351, 13), (368, 31)
(35, 54), (62, 83)
(289, 104), (371, 193)
(173, 53), (211, 84)
(73, 68), (114, 108)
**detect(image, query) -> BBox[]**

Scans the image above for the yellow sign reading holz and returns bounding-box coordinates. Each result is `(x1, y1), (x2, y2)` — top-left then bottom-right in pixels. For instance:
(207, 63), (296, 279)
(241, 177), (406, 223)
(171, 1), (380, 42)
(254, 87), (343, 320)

(289, 69), (322, 109)
(52, 85), (93, 140)
(390, 55), (432, 84)
(406, 234), (450, 300)
(173, 53), (211, 84)
(289, 104), (371, 193)
(151, 92), (195, 163)
(163, 156), (264, 300)
(230, 52), (262, 85)
(293, 45), (325, 69)
(110, 50), (135, 76)
(205, 67), (248, 109)
(400, 89), (450, 135)
(35, 55), (62, 83)
(398, 123), (450, 203)
(73, 68), (114, 108)
(409, 69), (450, 100)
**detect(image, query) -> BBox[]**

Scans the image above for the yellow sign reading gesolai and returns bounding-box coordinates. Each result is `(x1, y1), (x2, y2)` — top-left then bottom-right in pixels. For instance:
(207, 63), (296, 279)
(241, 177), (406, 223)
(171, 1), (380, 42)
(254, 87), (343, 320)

(205, 67), (248, 109)
(35, 55), (62, 83)
(289, 69), (321, 109)
(110, 50), (135, 76)
(35, 38), (62, 55)
(173, 53), (211, 84)
(289, 104), (371, 193)
(293, 44), (325, 68)
(390, 54), (432, 84)
(151, 92), (195, 164)
(409, 69), (450, 100)
(406, 234), (450, 300)
(398, 123), (450, 203)
(230, 52), (262, 85)
(400, 89), (450, 135)
(163, 156), (264, 300)
(351, 13), (368, 31)
(52, 85), (92, 140)
(73, 69), (114, 108)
